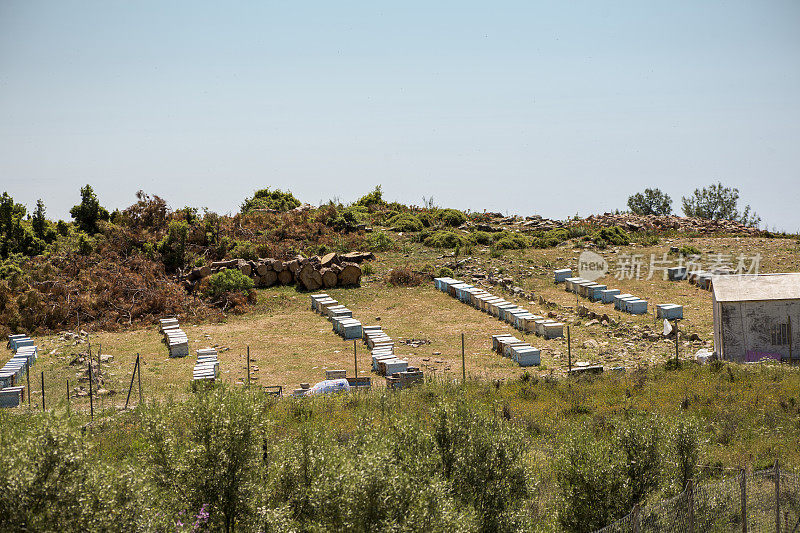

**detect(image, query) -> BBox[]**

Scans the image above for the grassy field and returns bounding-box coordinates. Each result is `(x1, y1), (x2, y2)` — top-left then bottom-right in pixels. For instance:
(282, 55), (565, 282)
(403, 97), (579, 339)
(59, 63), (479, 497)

(7, 234), (798, 416)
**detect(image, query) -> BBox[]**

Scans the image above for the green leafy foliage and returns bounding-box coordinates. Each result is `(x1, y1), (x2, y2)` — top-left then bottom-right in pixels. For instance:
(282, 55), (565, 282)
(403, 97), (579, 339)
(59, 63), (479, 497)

(387, 213), (423, 232)
(202, 269), (254, 301)
(326, 206), (367, 232)
(679, 244), (701, 256)
(157, 220), (188, 272)
(681, 182), (760, 227)
(424, 230), (467, 249)
(437, 208), (467, 227)
(471, 231), (493, 245)
(0, 192), (46, 258)
(354, 185), (386, 210)
(492, 231), (529, 249)
(240, 188), (301, 214)
(69, 185), (109, 234)
(229, 240), (258, 261)
(364, 231), (394, 252)
(558, 417), (666, 532)
(627, 188), (673, 216)
(532, 229), (569, 249)
(31, 199), (55, 242)
(591, 226), (630, 248)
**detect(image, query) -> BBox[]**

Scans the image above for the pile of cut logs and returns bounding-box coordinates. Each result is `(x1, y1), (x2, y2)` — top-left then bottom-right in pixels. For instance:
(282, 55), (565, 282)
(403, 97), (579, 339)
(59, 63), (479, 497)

(180, 251), (374, 292)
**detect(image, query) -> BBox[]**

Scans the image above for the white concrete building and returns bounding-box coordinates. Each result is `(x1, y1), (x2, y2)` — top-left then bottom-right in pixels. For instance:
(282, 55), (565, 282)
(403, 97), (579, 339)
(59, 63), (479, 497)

(712, 273), (800, 363)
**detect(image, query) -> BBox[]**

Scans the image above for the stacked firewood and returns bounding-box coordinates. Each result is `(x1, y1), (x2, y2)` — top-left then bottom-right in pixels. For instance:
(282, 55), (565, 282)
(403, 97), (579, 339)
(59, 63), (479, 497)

(180, 251), (374, 292)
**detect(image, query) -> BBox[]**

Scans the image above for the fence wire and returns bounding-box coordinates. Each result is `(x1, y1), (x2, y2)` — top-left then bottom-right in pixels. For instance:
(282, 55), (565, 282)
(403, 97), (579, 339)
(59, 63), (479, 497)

(594, 465), (800, 533)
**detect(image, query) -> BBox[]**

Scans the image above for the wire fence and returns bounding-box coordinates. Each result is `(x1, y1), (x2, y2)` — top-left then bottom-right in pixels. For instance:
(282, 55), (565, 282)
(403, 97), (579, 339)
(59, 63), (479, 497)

(595, 463), (800, 533)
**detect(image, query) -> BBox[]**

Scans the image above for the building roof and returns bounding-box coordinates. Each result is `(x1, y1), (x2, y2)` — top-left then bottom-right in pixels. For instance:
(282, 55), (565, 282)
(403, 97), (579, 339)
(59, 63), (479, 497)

(712, 273), (800, 303)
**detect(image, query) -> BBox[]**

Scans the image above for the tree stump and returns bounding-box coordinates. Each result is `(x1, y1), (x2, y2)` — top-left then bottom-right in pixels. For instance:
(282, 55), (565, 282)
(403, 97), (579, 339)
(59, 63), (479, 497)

(297, 264), (323, 290)
(277, 269), (293, 285)
(321, 268), (338, 288)
(337, 264), (362, 286)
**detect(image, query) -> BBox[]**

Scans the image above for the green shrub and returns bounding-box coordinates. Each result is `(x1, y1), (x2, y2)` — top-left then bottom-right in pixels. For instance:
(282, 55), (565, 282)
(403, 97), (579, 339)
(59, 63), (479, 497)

(437, 209), (467, 227)
(387, 213), (423, 232)
(679, 244), (701, 256)
(327, 206), (368, 232)
(77, 233), (94, 256)
(591, 226), (630, 248)
(355, 185), (386, 210)
(157, 220), (188, 272)
(142, 388), (264, 532)
(566, 225), (590, 239)
(492, 231), (529, 249)
(365, 231), (394, 252)
(203, 269), (254, 300)
(437, 266), (454, 278)
(240, 188), (301, 214)
(433, 402), (528, 531)
(361, 263), (375, 276)
(532, 228), (569, 249)
(471, 231), (492, 245)
(558, 417), (664, 531)
(417, 211), (434, 227)
(424, 231), (467, 249)
(56, 220), (70, 236)
(672, 418), (699, 491)
(230, 240), (257, 261)
(633, 231), (660, 246)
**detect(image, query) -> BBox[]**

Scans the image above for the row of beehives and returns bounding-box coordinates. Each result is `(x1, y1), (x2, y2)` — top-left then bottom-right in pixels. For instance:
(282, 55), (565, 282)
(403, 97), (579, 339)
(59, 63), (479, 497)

(0, 335), (38, 407)
(193, 348), (219, 384)
(668, 266), (730, 291)
(555, 269), (683, 320)
(310, 293), (363, 340)
(309, 294), (421, 390)
(159, 318), (189, 357)
(491, 334), (541, 367)
(433, 277), (565, 340)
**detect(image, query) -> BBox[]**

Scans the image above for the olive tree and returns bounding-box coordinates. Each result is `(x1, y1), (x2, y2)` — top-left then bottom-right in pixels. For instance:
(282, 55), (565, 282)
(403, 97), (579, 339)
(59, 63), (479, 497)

(681, 182), (760, 227)
(626, 188), (672, 216)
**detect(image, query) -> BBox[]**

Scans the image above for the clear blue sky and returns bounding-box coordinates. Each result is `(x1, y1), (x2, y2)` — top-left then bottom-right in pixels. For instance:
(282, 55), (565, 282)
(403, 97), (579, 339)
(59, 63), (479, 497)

(1, 1), (798, 230)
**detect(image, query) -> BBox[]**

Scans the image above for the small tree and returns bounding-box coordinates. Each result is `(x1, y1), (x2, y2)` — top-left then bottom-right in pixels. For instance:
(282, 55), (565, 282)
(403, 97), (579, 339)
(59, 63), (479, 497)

(681, 182), (761, 227)
(157, 220), (188, 272)
(355, 185), (386, 210)
(627, 188), (672, 216)
(70, 185), (109, 234)
(240, 188), (300, 214)
(31, 200), (47, 240)
(202, 269), (254, 301)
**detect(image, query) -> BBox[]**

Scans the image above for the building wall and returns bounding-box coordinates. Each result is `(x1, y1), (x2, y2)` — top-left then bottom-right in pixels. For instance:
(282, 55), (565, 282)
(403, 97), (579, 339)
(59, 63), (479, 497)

(718, 299), (799, 363)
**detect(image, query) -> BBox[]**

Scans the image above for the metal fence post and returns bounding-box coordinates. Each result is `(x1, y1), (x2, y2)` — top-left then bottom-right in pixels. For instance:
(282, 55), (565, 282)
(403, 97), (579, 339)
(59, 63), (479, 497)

(41, 371), (45, 411)
(741, 468), (747, 533)
(125, 356), (138, 410)
(246, 345), (250, 387)
(567, 325), (572, 373)
(461, 333), (466, 382)
(26, 359), (31, 407)
(88, 359), (94, 420)
(688, 478), (695, 533)
(775, 460), (781, 533)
